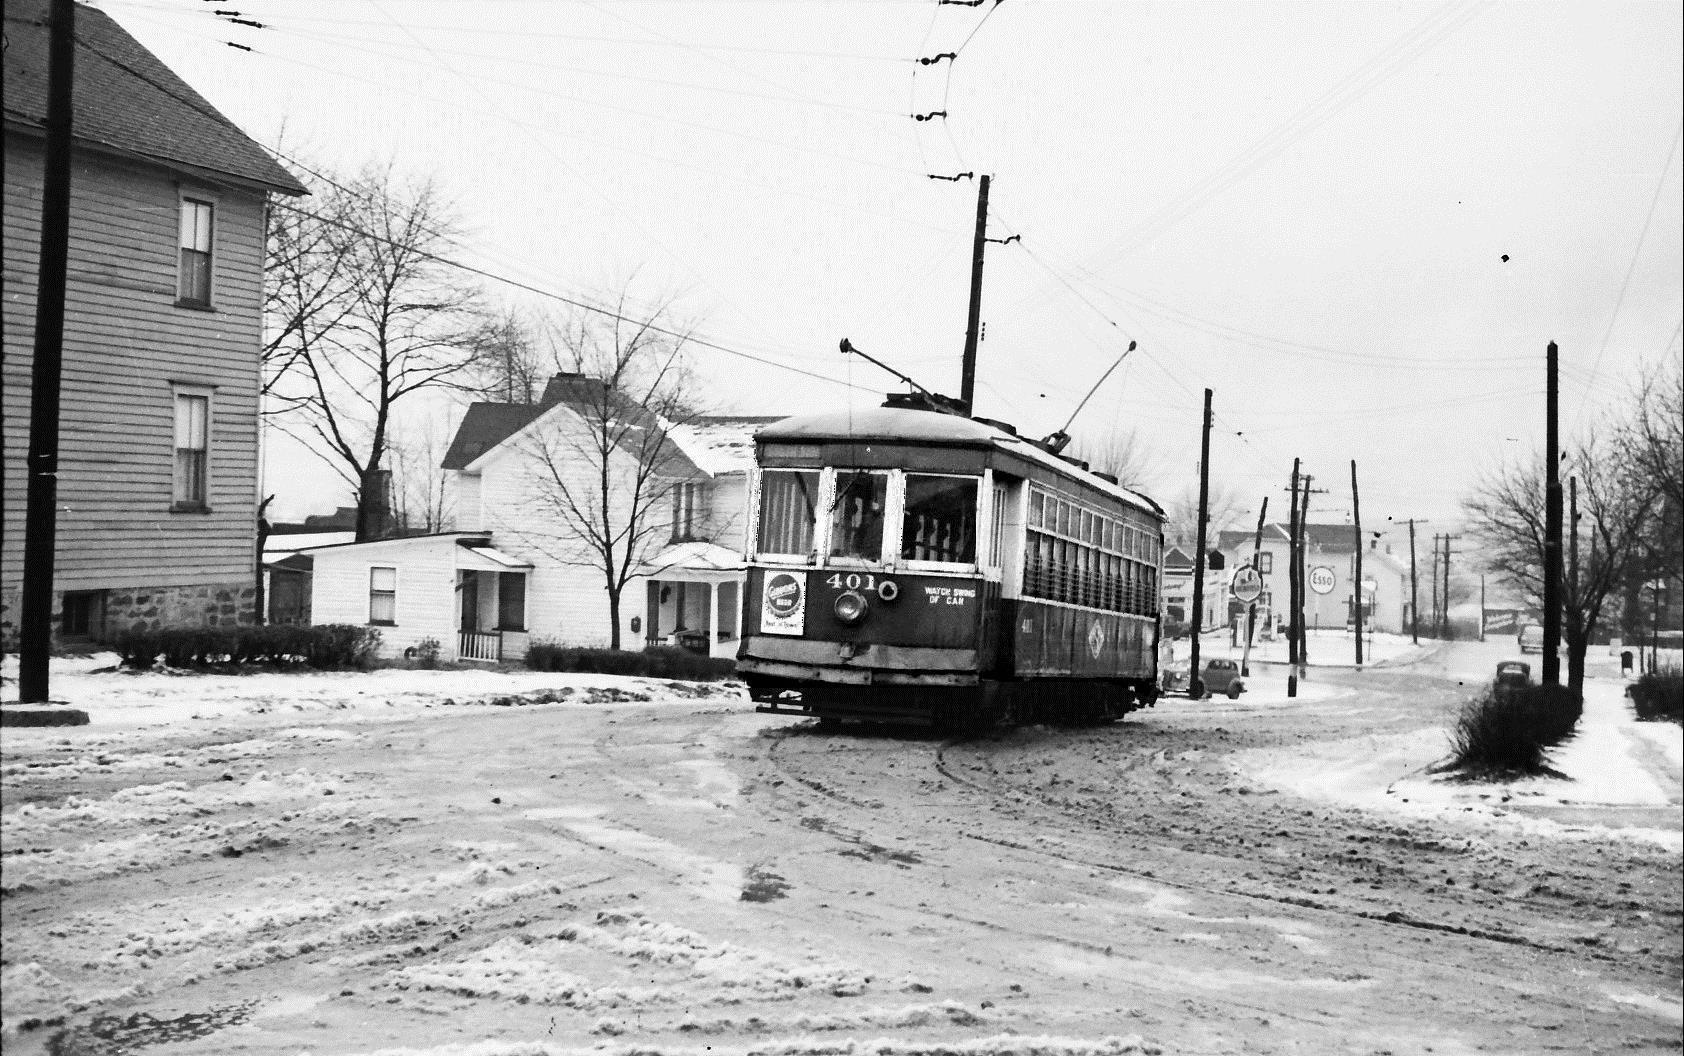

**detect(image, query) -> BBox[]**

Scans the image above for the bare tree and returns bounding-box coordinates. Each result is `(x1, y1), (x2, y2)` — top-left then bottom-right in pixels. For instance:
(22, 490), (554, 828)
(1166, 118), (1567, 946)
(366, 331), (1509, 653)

(460, 304), (546, 404)
(1164, 481), (1246, 552)
(262, 167), (355, 403)
(265, 164), (485, 541)
(499, 295), (706, 649)
(1070, 426), (1161, 492)
(388, 412), (456, 535)
(1463, 430), (1660, 696)
(1614, 361), (1683, 639)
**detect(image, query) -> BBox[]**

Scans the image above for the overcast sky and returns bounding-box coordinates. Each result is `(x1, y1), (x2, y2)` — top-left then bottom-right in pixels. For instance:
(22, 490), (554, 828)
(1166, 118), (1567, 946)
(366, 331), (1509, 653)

(102, 0), (1683, 531)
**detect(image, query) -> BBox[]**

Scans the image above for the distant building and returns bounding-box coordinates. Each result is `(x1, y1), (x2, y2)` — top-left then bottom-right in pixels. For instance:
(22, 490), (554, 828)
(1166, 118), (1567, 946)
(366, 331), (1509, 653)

(1215, 524), (1412, 636)
(1, 0), (306, 645)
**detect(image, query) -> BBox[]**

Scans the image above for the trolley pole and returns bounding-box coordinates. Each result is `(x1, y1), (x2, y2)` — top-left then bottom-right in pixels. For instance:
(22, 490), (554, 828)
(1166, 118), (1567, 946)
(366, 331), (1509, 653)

(19, 0), (77, 705)
(958, 174), (991, 414)
(1352, 460), (1363, 666)
(1188, 388), (1213, 699)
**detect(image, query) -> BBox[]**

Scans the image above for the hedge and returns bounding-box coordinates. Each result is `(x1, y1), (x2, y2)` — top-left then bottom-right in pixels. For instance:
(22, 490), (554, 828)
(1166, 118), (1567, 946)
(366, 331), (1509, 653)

(113, 624), (381, 671)
(1446, 682), (1582, 774)
(524, 643), (736, 681)
(1629, 666), (1682, 724)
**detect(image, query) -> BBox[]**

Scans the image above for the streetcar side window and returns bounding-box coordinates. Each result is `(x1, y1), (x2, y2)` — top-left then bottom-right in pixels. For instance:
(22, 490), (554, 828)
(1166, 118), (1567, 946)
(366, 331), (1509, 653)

(902, 474), (978, 564)
(757, 470), (819, 556)
(829, 470), (889, 561)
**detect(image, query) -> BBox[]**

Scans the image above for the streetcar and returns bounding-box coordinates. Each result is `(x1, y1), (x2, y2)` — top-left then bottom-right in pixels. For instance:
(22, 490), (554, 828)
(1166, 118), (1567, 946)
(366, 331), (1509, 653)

(737, 394), (1166, 728)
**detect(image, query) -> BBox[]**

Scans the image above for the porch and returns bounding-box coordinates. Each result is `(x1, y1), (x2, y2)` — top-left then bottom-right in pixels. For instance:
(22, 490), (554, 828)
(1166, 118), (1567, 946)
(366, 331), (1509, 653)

(455, 541), (534, 663)
(637, 541), (745, 660)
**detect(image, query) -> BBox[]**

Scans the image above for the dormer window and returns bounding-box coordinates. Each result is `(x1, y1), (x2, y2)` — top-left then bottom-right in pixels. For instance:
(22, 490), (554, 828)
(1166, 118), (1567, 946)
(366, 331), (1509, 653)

(177, 197), (214, 306)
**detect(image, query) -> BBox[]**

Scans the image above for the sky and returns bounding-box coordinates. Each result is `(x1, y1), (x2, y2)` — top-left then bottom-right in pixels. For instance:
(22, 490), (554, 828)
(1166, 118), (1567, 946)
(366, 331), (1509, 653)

(99, 0), (1684, 532)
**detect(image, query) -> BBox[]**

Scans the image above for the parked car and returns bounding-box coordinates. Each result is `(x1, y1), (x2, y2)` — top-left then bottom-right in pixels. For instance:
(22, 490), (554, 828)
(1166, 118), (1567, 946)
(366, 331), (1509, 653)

(1518, 625), (1544, 654)
(1199, 658), (1246, 699)
(1493, 660), (1532, 698)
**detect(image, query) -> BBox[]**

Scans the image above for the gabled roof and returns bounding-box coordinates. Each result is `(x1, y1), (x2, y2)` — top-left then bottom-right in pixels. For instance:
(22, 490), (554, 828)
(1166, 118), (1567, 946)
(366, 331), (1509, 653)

(3, 1), (306, 195)
(1216, 526), (1290, 552)
(441, 403), (546, 470)
(1163, 545), (1195, 571)
(444, 374), (753, 481)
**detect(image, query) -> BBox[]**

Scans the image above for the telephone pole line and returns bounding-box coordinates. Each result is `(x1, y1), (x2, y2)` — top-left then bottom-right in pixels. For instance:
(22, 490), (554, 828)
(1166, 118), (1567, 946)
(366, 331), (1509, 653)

(1543, 340), (1563, 686)
(1352, 461), (1364, 666)
(1189, 388), (1214, 699)
(19, 0), (76, 705)
(959, 174), (991, 413)
(1287, 461), (1302, 677)
(1440, 534), (1459, 639)
(1407, 519), (1424, 645)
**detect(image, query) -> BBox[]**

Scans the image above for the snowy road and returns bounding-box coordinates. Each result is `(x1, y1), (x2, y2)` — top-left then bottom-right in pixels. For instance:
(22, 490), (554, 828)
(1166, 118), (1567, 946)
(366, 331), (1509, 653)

(2, 649), (1679, 1055)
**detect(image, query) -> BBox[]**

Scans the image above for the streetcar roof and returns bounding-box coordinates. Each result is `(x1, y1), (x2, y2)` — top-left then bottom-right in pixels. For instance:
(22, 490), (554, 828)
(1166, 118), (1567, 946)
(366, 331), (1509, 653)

(756, 406), (1163, 517)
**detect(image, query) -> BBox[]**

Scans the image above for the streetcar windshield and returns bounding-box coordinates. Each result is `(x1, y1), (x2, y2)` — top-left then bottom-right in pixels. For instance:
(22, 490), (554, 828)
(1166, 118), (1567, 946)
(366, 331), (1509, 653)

(757, 470), (818, 555)
(902, 474), (977, 563)
(829, 470), (888, 560)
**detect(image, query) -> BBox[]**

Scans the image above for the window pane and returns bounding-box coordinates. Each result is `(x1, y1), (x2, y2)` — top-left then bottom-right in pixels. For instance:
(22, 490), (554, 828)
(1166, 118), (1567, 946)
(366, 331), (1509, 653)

(174, 449), (206, 505)
(829, 471), (887, 560)
(371, 567), (397, 591)
(498, 572), (526, 631)
(901, 474), (977, 563)
(370, 593), (396, 623)
(756, 470), (818, 554)
(180, 199), (212, 252)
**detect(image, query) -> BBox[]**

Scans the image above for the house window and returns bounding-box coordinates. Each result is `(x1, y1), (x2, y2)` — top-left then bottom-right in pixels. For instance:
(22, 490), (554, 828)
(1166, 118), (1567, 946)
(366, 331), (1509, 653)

(671, 482), (703, 542)
(1259, 552), (1273, 574)
(369, 566), (397, 625)
(178, 197), (214, 305)
(172, 388), (210, 510)
(497, 572), (526, 631)
(62, 590), (106, 640)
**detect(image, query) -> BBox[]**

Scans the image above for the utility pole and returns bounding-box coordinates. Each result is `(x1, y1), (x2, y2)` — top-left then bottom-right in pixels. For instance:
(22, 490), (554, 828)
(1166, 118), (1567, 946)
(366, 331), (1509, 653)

(1440, 534), (1455, 640)
(1241, 497), (1268, 677)
(1430, 534), (1441, 635)
(19, 0), (77, 705)
(1569, 475), (1580, 682)
(1543, 340), (1563, 686)
(1188, 388), (1213, 699)
(1479, 574), (1487, 642)
(1351, 460), (1363, 666)
(1408, 519), (1420, 644)
(1288, 461), (1302, 675)
(959, 174), (991, 414)
(1299, 473), (1314, 669)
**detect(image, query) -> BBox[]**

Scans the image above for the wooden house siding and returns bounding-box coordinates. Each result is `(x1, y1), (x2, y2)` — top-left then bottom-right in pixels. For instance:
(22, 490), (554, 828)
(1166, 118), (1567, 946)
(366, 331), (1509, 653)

(309, 538), (462, 659)
(3, 136), (266, 600)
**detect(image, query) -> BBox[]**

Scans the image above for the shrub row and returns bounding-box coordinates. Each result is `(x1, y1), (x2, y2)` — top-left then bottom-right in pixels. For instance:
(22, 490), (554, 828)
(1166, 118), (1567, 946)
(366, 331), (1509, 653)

(113, 624), (382, 670)
(524, 643), (736, 681)
(1447, 682), (1582, 774)
(1629, 666), (1682, 724)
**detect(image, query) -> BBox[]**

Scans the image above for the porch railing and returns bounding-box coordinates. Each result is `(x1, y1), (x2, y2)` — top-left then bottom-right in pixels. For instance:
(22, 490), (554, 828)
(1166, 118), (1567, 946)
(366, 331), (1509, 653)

(458, 630), (502, 662)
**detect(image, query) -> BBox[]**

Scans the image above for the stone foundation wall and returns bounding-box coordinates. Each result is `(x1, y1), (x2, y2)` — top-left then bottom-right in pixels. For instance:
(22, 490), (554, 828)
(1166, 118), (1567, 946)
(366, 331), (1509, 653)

(0, 580), (257, 651)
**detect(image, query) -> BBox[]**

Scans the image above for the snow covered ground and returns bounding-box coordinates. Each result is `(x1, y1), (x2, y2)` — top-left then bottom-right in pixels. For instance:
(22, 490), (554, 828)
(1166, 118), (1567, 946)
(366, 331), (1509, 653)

(2, 645), (1679, 1055)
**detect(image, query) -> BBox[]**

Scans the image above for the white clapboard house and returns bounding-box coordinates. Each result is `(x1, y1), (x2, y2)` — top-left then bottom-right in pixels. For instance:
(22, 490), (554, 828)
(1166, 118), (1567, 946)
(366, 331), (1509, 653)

(304, 374), (778, 662)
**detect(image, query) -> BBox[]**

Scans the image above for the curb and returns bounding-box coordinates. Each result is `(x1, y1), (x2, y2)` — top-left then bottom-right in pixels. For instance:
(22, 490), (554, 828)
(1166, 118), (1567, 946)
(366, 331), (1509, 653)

(1, 704), (91, 728)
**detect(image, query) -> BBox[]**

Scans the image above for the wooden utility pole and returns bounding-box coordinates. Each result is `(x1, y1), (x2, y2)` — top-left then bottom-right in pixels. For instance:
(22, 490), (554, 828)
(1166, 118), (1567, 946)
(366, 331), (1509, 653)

(1430, 534), (1441, 635)
(1188, 388), (1213, 699)
(1408, 519), (1420, 644)
(1352, 460), (1363, 666)
(19, 0), (77, 705)
(1241, 497), (1268, 677)
(1441, 534), (1454, 639)
(1288, 461), (1302, 671)
(959, 174), (991, 414)
(1299, 473), (1314, 668)
(1543, 340), (1563, 686)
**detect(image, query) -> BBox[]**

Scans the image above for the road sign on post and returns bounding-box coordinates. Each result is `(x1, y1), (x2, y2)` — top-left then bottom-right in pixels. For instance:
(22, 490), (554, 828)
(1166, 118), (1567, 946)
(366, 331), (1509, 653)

(1231, 566), (1264, 604)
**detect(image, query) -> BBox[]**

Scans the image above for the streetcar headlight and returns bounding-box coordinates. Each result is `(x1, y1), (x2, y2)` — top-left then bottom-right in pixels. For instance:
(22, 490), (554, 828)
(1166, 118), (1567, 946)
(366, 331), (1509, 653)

(833, 590), (870, 625)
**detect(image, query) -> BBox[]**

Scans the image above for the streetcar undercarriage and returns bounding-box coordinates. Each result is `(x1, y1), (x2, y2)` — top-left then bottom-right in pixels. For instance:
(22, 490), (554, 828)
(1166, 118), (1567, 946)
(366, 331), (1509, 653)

(746, 672), (1157, 730)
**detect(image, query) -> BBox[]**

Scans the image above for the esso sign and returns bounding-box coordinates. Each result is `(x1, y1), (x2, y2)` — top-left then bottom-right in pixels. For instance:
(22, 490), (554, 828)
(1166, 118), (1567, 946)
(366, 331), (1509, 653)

(1308, 566), (1337, 595)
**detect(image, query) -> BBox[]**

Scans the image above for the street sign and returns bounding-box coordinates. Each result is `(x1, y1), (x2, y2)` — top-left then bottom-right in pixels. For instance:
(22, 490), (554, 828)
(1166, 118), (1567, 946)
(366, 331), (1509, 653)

(1231, 566), (1264, 603)
(1309, 565), (1337, 595)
